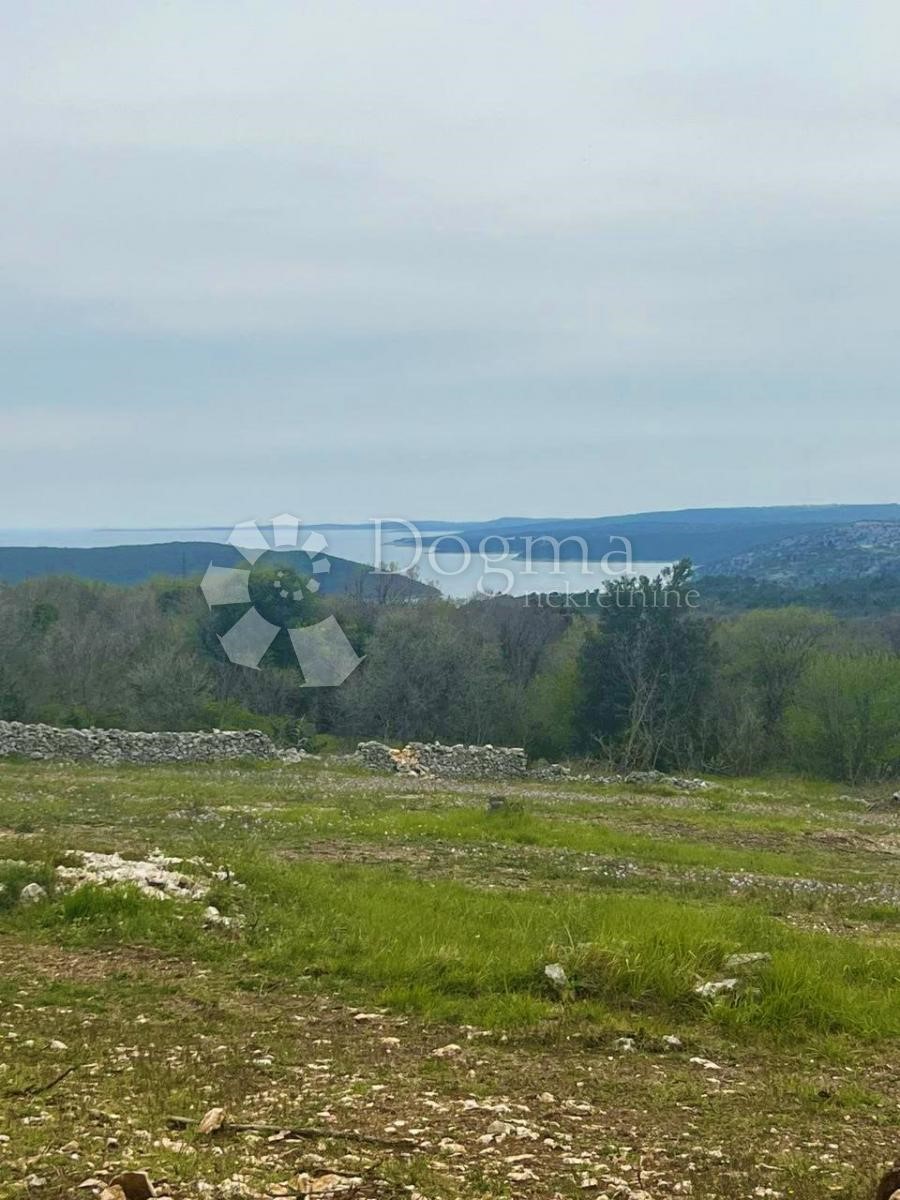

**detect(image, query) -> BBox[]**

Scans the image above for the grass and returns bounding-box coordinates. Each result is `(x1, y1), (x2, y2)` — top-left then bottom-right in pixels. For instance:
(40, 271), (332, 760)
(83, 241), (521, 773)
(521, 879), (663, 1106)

(12, 857), (899, 1040)
(0, 758), (898, 1199)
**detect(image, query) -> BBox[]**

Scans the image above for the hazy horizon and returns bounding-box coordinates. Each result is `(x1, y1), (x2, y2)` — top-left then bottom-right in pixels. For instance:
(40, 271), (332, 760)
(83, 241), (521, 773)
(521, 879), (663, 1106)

(3, 498), (900, 540)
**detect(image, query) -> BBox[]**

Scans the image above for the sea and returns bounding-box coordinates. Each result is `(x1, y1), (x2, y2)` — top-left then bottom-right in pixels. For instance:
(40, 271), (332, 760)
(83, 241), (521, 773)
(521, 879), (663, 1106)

(0, 526), (670, 600)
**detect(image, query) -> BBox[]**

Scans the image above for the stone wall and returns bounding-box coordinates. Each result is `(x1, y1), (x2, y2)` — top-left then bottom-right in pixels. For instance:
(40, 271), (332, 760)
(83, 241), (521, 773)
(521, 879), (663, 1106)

(355, 740), (527, 779)
(0, 720), (278, 765)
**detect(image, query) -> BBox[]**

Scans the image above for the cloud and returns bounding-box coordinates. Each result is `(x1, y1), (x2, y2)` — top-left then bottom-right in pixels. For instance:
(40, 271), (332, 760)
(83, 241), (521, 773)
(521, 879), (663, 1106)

(1, 1), (899, 524)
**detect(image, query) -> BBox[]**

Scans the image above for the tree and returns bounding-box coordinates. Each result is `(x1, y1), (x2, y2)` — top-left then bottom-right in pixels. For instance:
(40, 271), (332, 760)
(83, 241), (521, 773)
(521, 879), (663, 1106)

(717, 607), (836, 740)
(786, 653), (900, 782)
(336, 601), (515, 745)
(523, 619), (586, 760)
(575, 560), (714, 770)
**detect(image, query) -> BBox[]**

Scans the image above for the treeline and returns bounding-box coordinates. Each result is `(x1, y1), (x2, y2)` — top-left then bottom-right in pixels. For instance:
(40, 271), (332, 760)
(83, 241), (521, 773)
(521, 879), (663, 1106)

(1, 562), (899, 782)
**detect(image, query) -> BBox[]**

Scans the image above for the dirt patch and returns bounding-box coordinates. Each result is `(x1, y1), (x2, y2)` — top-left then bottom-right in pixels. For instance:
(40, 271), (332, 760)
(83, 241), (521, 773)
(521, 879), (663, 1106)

(1, 937), (897, 1200)
(0, 937), (190, 985)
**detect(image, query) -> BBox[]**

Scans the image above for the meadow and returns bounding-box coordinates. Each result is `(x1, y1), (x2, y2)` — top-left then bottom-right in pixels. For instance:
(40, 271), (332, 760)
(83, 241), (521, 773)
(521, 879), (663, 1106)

(0, 759), (897, 1199)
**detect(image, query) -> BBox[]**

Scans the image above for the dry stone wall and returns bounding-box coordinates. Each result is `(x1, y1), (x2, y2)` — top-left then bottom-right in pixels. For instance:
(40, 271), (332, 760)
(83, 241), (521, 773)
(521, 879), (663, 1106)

(355, 740), (528, 779)
(0, 720), (278, 765)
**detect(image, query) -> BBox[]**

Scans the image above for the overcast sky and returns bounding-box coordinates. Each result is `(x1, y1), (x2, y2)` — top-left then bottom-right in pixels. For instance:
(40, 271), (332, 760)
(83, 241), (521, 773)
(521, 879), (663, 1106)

(2, 1), (899, 527)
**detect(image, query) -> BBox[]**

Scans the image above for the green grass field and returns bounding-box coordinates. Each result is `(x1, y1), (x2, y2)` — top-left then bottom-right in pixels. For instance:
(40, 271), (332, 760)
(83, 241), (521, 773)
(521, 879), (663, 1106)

(0, 760), (897, 1199)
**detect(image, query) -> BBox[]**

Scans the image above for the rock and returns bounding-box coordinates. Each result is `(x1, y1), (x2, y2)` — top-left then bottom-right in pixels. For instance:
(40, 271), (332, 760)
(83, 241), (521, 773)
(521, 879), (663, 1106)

(19, 882), (48, 905)
(279, 748), (319, 764)
(625, 770), (664, 784)
(544, 962), (568, 989)
(108, 1172), (156, 1200)
(689, 1056), (722, 1071)
(294, 1174), (362, 1195)
(197, 1107), (226, 1135)
(694, 978), (739, 998)
(662, 1034), (683, 1048)
(723, 952), (771, 970)
(623, 769), (709, 791)
(48, 1039), (68, 1052)
(614, 1036), (636, 1052)
(431, 1043), (463, 1058)
(352, 1012), (382, 1023)
(202, 906), (237, 928)
(528, 762), (572, 781)
(56, 852), (207, 903)
(100, 1188), (127, 1200)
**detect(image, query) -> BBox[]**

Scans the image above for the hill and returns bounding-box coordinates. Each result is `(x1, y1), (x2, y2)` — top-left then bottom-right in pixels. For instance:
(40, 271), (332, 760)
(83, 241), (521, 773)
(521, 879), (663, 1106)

(0, 541), (434, 599)
(704, 520), (900, 584)
(394, 503), (900, 565)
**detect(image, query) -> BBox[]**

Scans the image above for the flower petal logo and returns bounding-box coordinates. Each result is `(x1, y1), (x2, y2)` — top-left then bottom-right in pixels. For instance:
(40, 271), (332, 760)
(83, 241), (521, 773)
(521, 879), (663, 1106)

(200, 514), (363, 686)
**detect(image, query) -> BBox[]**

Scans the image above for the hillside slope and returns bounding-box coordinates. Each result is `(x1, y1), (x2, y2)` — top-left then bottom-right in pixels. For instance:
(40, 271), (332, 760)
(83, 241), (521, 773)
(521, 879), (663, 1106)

(0, 541), (434, 598)
(395, 504), (900, 564)
(705, 520), (900, 583)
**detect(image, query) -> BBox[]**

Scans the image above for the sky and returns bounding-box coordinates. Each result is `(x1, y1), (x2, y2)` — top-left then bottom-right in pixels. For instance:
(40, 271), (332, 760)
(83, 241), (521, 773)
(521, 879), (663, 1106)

(2, 0), (899, 528)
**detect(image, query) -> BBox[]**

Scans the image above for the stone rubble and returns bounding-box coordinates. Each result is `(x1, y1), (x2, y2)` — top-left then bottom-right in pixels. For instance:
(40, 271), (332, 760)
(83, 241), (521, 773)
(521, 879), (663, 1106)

(55, 850), (209, 901)
(353, 740), (718, 788)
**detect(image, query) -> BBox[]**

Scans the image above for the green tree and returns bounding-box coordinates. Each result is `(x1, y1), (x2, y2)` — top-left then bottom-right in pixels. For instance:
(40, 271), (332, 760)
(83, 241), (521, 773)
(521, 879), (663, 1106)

(523, 619), (586, 760)
(786, 653), (900, 782)
(719, 609), (836, 732)
(337, 601), (515, 744)
(576, 560), (714, 770)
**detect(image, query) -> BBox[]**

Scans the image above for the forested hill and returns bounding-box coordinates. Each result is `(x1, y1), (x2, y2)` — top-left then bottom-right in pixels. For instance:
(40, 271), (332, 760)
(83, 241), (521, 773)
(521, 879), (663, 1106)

(703, 520), (900, 584)
(397, 504), (900, 564)
(0, 542), (433, 599)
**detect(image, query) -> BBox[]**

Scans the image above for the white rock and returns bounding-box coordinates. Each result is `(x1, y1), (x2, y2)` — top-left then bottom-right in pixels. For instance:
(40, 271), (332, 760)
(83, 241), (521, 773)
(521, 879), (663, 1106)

(694, 978), (739, 998)
(20, 882), (48, 905)
(431, 1043), (462, 1058)
(197, 1107), (226, 1134)
(544, 962), (568, 988)
(723, 952), (771, 970)
(689, 1056), (722, 1071)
